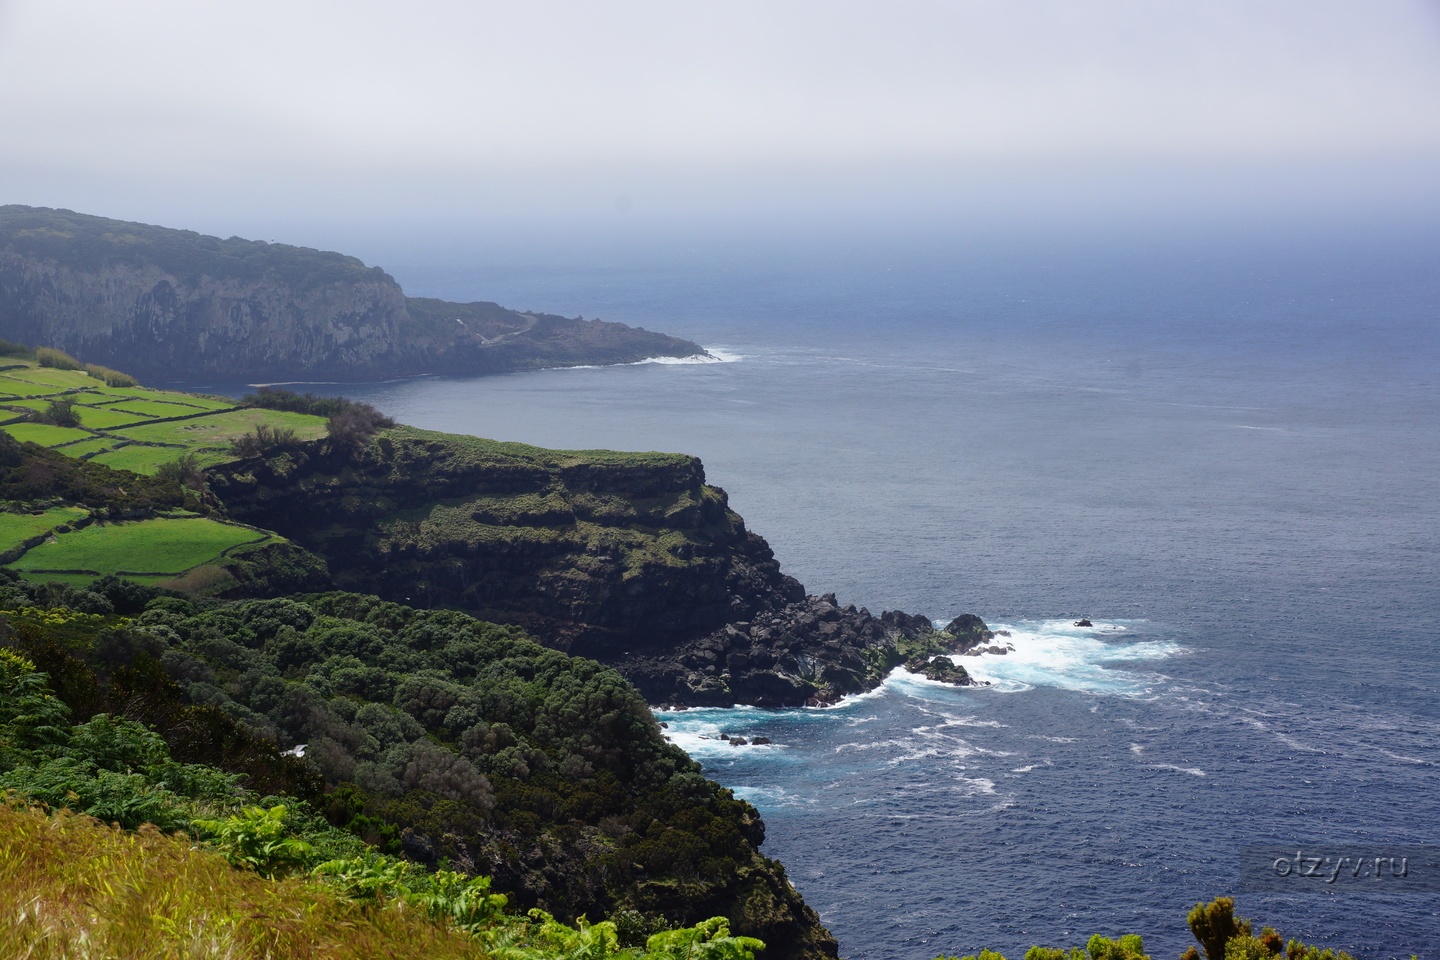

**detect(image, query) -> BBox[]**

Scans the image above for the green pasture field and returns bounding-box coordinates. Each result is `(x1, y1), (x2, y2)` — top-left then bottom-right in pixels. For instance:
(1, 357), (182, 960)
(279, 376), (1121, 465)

(54, 436), (118, 457)
(74, 404), (150, 429)
(98, 386), (236, 411)
(391, 425), (695, 470)
(0, 506), (89, 553)
(0, 363), (236, 411)
(88, 444), (245, 476)
(0, 367), (96, 391)
(100, 399), (212, 419)
(0, 421), (95, 447)
(113, 408), (327, 449)
(9, 516), (268, 576)
(0, 399), (55, 416)
(87, 445), (188, 475)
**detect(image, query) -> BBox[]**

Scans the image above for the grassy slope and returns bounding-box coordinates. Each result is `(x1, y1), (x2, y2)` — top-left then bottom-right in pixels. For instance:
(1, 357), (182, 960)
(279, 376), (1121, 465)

(0, 360), (326, 477)
(0, 506), (88, 552)
(0, 366), (329, 595)
(0, 802), (491, 960)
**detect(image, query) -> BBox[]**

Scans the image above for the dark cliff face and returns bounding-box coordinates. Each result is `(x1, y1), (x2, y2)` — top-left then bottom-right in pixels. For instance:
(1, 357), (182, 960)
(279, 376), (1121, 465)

(0, 205), (704, 379)
(0, 251), (422, 379)
(209, 427), (807, 660)
(208, 426), (958, 708)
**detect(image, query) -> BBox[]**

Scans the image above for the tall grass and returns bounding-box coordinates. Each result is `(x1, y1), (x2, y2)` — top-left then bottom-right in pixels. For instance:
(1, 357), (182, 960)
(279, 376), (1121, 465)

(34, 347), (82, 371)
(0, 799), (491, 960)
(84, 363), (139, 387)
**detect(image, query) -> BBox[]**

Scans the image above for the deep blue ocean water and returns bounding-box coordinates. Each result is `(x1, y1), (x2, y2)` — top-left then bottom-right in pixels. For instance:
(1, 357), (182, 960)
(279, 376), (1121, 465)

(185, 215), (1439, 959)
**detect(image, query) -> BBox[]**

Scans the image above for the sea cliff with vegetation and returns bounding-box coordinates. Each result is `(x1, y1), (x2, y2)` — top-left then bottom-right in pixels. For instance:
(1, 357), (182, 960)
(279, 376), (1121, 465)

(0, 205), (706, 381)
(0, 345), (1396, 959)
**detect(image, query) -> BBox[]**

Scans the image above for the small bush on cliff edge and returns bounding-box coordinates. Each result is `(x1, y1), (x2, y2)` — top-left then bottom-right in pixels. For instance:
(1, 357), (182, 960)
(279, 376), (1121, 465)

(242, 387), (394, 448)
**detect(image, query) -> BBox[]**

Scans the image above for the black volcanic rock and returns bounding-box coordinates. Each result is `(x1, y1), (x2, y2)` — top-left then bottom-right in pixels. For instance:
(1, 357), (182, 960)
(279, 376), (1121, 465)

(625, 593), (939, 708)
(905, 655), (975, 686)
(944, 613), (995, 652)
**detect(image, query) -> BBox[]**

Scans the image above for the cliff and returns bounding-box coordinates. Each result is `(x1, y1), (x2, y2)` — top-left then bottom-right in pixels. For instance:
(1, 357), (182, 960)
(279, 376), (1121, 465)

(208, 426), (985, 706)
(0, 205), (705, 380)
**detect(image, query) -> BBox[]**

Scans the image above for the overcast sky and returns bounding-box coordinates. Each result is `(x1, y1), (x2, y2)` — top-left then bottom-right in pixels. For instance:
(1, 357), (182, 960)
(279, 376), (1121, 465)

(2, 0), (1439, 236)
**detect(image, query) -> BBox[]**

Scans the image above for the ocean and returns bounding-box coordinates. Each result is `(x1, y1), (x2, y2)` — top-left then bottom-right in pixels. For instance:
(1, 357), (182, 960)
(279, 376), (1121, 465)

(190, 212), (1440, 959)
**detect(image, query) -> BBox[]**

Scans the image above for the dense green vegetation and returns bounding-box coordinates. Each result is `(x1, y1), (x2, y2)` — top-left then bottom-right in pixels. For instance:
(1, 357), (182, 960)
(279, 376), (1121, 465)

(0, 574), (834, 956)
(0, 799), (766, 960)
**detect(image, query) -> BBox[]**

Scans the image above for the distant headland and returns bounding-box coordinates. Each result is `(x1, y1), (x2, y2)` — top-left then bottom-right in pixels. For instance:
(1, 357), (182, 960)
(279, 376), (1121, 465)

(0, 205), (708, 382)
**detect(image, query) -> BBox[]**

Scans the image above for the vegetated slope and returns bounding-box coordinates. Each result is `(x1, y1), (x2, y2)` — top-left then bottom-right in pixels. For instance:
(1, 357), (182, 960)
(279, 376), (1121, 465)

(0, 578), (837, 958)
(0, 427), (329, 597)
(208, 424), (991, 707)
(0, 205), (706, 380)
(0, 802), (495, 960)
(0, 356), (327, 475)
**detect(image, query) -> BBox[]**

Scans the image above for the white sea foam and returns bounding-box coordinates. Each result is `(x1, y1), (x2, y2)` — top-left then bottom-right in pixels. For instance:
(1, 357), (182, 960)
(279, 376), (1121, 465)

(636, 347), (745, 365)
(1148, 763), (1207, 777)
(958, 776), (997, 795)
(958, 618), (1181, 696)
(730, 785), (815, 808)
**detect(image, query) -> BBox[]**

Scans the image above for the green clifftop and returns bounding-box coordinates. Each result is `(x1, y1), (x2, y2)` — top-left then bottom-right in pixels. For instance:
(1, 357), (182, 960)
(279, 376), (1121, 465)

(0, 205), (705, 380)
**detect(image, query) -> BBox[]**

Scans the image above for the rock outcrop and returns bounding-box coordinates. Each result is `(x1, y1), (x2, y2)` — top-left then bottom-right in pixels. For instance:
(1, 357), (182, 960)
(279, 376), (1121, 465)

(0, 205), (705, 380)
(626, 595), (937, 707)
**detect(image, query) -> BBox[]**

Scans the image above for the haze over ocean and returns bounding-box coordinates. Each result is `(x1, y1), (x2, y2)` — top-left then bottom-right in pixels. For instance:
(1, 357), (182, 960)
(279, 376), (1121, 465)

(185, 213), (1440, 959)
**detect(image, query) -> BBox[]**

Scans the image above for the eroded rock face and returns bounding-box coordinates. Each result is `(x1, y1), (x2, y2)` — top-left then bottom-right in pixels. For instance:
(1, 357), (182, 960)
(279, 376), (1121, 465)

(0, 205), (704, 380)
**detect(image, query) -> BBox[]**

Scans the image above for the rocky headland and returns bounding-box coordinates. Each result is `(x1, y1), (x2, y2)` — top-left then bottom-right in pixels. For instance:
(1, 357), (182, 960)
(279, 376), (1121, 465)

(0, 205), (705, 381)
(207, 425), (994, 707)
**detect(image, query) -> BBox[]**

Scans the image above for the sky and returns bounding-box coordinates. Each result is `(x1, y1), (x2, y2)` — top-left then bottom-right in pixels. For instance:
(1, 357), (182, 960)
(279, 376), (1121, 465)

(2, 0), (1440, 242)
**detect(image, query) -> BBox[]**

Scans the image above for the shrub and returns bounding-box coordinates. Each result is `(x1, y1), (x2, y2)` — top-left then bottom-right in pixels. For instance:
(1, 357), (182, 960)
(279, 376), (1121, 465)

(0, 338), (30, 358)
(230, 423), (301, 458)
(36, 397), (81, 427)
(194, 804), (316, 878)
(1189, 898), (1251, 960)
(0, 649), (72, 756)
(242, 387), (393, 447)
(156, 452), (206, 490)
(35, 346), (82, 370)
(84, 363), (138, 387)
(328, 403), (395, 447)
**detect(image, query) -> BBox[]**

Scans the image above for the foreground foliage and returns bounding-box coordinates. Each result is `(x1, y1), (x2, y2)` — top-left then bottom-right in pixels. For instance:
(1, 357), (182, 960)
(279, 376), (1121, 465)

(0, 572), (833, 956)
